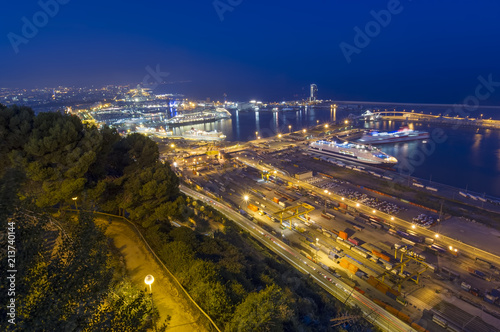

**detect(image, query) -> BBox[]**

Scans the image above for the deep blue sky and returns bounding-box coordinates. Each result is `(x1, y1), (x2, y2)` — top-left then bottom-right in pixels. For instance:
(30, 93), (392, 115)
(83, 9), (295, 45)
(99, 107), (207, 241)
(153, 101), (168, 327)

(2, 0), (500, 103)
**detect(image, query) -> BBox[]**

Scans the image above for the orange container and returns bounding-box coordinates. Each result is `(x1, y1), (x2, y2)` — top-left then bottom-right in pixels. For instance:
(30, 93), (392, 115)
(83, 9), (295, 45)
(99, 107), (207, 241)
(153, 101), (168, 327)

(385, 306), (399, 316)
(247, 204), (258, 212)
(339, 231), (348, 240)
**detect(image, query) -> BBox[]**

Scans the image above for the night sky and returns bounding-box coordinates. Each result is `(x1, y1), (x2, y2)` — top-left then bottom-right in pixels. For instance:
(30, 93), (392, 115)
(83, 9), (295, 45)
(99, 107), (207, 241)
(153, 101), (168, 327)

(2, 0), (500, 103)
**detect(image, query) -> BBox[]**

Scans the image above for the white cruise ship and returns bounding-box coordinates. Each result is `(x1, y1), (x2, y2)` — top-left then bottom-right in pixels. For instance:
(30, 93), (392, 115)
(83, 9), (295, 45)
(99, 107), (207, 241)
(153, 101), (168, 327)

(182, 128), (226, 141)
(358, 127), (429, 144)
(309, 140), (398, 165)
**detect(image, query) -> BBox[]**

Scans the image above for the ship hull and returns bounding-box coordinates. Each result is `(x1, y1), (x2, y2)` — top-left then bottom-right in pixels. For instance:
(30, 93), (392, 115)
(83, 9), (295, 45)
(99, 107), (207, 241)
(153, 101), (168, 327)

(358, 131), (429, 145)
(309, 146), (384, 165)
(308, 141), (398, 165)
(167, 117), (219, 126)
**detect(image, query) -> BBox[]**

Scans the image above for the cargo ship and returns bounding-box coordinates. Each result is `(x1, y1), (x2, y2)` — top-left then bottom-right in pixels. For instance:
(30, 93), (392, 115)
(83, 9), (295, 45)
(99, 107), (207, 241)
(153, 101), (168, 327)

(308, 140), (398, 165)
(166, 108), (231, 126)
(358, 127), (429, 144)
(182, 128), (226, 141)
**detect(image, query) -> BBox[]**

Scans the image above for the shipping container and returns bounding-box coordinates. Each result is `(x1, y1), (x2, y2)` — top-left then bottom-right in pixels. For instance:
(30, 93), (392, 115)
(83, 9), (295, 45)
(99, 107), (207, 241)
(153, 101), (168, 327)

(348, 238), (360, 246)
(352, 246), (368, 258)
(247, 203), (259, 212)
(339, 231), (348, 240)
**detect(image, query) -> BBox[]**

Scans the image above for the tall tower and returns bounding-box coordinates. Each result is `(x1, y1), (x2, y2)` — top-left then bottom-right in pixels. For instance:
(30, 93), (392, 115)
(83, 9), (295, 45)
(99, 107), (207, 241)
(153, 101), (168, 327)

(310, 84), (318, 102)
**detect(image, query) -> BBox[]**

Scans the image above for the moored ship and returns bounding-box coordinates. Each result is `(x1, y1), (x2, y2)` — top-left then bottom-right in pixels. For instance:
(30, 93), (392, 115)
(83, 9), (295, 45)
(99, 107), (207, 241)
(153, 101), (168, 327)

(166, 107), (231, 126)
(182, 128), (226, 141)
(358, 127), (429, 144)
(308, 140), (398, 165)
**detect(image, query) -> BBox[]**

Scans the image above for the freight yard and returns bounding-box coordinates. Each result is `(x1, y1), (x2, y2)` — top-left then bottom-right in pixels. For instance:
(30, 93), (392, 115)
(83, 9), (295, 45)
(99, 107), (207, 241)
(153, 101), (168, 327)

(166, 123), (500, 332)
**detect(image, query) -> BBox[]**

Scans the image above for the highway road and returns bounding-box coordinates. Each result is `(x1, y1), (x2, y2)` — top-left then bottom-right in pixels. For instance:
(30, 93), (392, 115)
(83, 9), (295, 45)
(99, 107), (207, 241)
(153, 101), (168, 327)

(235, 155), (500, 266)
(180, 185), (416, 332)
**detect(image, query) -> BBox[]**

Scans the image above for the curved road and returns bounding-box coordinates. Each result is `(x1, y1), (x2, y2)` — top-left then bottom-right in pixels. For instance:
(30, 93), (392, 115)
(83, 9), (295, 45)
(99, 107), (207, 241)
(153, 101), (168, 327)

(181, 185), (416, 332)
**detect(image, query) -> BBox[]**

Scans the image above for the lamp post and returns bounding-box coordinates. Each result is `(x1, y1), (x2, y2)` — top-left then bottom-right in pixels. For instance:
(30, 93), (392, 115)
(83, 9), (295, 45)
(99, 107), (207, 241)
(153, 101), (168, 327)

(243, 195), (249, 208)
(323, 190), (330, 213)
(144, 275), (156, 331)
(288, 125), (292, 133)
(72, 197), (78, 210)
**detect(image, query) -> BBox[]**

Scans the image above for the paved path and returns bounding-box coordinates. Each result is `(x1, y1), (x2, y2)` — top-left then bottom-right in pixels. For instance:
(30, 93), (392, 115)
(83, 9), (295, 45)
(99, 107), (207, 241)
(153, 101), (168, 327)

(96, 218), (206, 331)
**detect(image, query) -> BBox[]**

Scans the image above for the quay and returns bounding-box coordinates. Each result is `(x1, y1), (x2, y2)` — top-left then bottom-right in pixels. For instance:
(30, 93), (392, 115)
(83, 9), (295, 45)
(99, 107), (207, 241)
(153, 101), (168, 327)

(363, 111), (500, 130)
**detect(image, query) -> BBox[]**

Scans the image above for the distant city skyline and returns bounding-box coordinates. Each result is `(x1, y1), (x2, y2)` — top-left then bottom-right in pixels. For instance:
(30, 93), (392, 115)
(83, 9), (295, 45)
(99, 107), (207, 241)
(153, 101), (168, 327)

(2, 1), (500, 104)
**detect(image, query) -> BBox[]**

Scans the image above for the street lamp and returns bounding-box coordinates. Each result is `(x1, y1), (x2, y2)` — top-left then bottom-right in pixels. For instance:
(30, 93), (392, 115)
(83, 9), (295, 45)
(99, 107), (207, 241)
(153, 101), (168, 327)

(344, 120), (349, 125)
(144, 275), (156, 331)
(412, 224), (416, 229)
(435, 234), (439, 238)
(278, 133), (282, 138)
(170, 143), (175, 148)
(315, 238), (319, 260)
(244, 195), (249, 203)
(72, 197), (78, 210)
(302, 129), (306, 133)
(372, 209), (376, 214)
(144, 274), (154, 293)
(288, 125), (292, 133)
(255, 131), (258, 138)
(356, 203), (360, 207)
(324, 124), (329, 129)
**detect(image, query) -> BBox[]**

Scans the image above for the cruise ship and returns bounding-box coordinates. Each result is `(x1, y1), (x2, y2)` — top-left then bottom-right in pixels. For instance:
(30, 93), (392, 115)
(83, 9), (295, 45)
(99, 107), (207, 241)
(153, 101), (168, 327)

(309, 140), (398, 165)
(358, 127), (429, 144)
(182, 128), (226, 141)
(166, 108), (231, 126)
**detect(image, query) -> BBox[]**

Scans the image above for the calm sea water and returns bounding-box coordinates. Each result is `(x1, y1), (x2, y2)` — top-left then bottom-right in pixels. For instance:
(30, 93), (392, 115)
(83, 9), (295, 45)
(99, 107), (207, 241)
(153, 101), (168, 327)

(170, 106), (500, 197)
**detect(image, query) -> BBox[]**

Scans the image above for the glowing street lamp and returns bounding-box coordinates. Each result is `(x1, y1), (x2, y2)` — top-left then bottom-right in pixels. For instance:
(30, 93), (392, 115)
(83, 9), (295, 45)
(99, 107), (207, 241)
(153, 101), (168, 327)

(302, 129), (306, 133)
(391, 217), (394, 221)
(356, 203), (360, 207)
(144, 274), (154, 293)
(288, 125), (292, 133)
(412, 224), (416, 229)
(72, 196), (78, 210)
(170, 143), (175, 148)
(278, 133), (282, 138)
(244, 195), (249, 203)
(435, 234), (439, 238)
(255, 131), (258, 138)
(144, 275), (156, 331)
(372, 209), (376, 213)
(324, 124), (329, 129)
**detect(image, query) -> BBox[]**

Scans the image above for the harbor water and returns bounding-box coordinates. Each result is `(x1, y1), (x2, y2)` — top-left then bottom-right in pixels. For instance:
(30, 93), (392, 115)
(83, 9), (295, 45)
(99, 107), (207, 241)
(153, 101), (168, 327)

(172, 107), (500, 197)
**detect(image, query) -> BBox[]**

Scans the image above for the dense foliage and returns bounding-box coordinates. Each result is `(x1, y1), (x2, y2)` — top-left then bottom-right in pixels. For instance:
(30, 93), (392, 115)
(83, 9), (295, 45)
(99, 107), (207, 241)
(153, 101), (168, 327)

(0, 105), (182, 228)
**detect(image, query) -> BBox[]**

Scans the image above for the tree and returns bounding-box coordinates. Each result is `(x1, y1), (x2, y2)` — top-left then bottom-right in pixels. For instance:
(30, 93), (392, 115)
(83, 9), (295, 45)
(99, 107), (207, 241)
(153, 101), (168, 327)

(0, 104), (34, 174)
(227, 284), (291, 332)
(21, 112), (102, 207)
(119, 163), (180, 227)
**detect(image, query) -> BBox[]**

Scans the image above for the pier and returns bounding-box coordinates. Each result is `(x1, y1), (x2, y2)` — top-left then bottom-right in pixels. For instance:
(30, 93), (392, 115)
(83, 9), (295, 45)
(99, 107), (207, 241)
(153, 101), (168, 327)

(362, 111), (500, 130)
